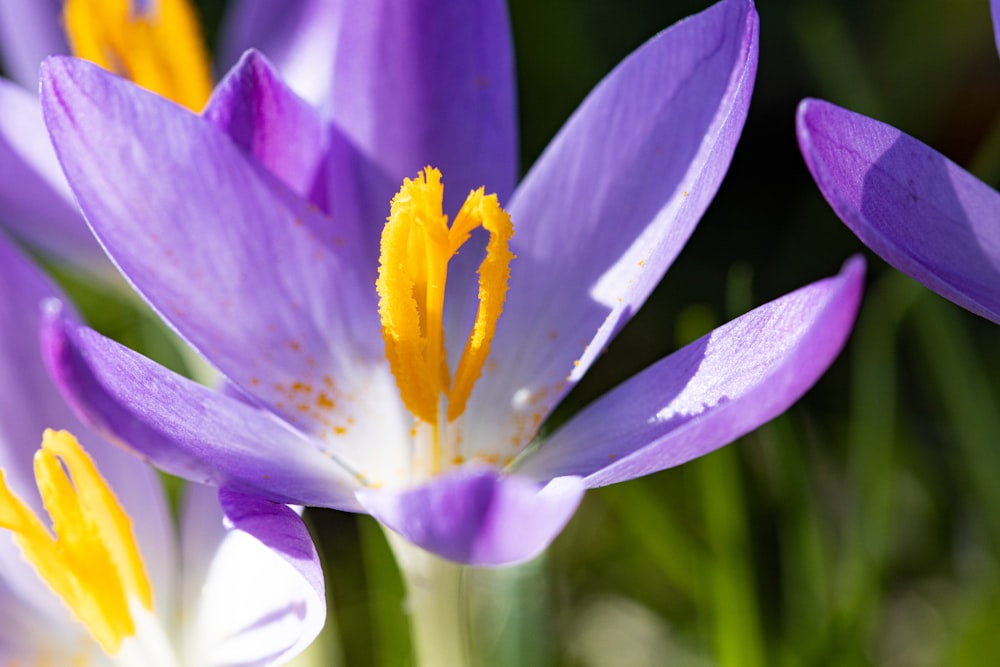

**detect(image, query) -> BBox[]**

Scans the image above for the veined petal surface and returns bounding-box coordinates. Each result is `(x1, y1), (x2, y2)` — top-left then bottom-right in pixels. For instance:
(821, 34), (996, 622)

(357, 470), (585, 566)
(518, 258), (864, 486)
(40, 56), (410, 458)
(41, 303), (365, 511)
(464, 0), (759, 457)
(798, 98), (1000, 324)
(203, 50), (329, 209)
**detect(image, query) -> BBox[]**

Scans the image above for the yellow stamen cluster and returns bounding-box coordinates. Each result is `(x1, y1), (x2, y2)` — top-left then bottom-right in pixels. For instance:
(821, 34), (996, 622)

(63, 0), (212, 111)
(377, 168), (514, 465)
(0, 430), (152, 655)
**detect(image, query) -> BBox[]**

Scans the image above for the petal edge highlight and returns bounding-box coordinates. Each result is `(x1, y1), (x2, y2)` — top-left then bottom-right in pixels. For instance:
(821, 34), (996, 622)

(518, 257), (865, 486)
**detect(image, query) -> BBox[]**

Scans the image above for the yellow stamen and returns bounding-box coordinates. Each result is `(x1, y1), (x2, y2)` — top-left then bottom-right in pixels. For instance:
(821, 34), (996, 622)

(63, 0), (212, 111)
(377, 168), (514, 466)
(0, 430), (153, 655)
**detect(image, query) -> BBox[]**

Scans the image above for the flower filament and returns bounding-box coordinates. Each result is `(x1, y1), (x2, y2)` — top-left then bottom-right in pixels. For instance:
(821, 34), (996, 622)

(0, 429), (153, 655)
(377, 167), (514, 475)
(63, 0), (212, 111)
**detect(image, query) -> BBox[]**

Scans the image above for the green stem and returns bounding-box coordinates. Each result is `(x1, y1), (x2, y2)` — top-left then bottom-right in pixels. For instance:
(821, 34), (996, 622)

(385, 531), (471, 667)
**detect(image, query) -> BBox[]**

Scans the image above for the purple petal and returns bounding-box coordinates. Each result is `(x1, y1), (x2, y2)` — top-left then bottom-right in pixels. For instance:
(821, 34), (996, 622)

(0, 575), (90, 662)
(993, 0), (1000, 57)
(204, 48), (388, 263)
(178, 487), (324, 666)
(0, 0), (66, 89)
(0, 234), (176, 617)
(0, 233), (79, 496)
(224, 0), (520, 255)
(464, 0), (759, 456)
(322, 0), (518, 213)
(203, 50), (329, 209)
(40, 56), (396, 438)
(0, 79), (106, 269)
(222, 0), (518, 212)
(517, 258), (864, 486)
(798, 98), (1000, 324)
(357, 469), (585, 566)
(218, 1), (340, 110)
(41, 302), (365, 511)
(0, 234), (83, 618)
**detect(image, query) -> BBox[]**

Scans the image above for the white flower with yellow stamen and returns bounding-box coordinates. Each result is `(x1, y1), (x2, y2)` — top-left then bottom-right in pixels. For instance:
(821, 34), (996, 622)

(0, 234), (325, 666)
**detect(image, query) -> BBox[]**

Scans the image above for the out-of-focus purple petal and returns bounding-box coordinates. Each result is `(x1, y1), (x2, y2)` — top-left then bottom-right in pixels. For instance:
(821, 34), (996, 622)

(0, 575), (93, 663)
(0, 234), (176, 618)
(203, 50), (328, 209)
(357, 470), (585, 566)
(798, 98), (1000, 324)
(179, 487), (324, 666)
(218, 1), (339, 111)
(0, 234), (82, 616)
(464, 0), (759, 457)
(40, 56), (396, 439)
(0, 79), (105, 269)
(0, 233), (79, 499)
(517, 258), (864, 486)
(41, 302), (365, 511)
(0, 0), (66, 89)
(992, 0), (1000, 57)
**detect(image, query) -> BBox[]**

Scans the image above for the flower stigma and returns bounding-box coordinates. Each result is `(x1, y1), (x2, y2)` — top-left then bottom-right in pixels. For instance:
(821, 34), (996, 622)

(63, 0), (212, 111)
(377, 167), (514, 477)
(0, 429), (153, 655)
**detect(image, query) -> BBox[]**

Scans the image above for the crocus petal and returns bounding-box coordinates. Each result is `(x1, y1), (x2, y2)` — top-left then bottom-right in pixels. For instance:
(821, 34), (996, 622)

(225, 0), (520, 256)
(0, 79), (105, 269)
(41, 301), (366, 511)
(203, 47), (386, 263)
(0, 578), (92, 663)
(992, 0), (1000, 57)
(203, 50), (329, 208)
(0, 233), (177, 623)
(517, 258), (864, 487)
(181, 485), (324, 666)
(0, 235), (84, 620)
(465, 0), (759, 455)
(798, 98), (1000, 324)
(218, 0), (340, 111)
(322, 0), (518, 215)
(357, 469), (585, 566)
(0, 0), (66, 89)
(222, 0), (517, 212)
(0, 232), (80, 498)
(40, 56), (402, 444)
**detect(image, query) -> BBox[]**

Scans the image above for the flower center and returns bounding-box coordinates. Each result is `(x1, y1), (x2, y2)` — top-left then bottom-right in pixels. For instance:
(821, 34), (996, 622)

(377, 167), (514, 474)
(63, 0), (212, 111)
(0, 429), (153, 655)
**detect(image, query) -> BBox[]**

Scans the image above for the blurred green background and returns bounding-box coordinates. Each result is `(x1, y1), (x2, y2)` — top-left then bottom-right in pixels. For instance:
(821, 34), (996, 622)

(42, 0), (1000, 664)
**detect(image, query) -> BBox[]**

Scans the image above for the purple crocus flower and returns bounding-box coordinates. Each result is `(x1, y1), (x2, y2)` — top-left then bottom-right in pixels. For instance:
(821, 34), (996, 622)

(38, 0), (863, 566)
(0, 232), (325, 665)
(798, 1), (1000, 323)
